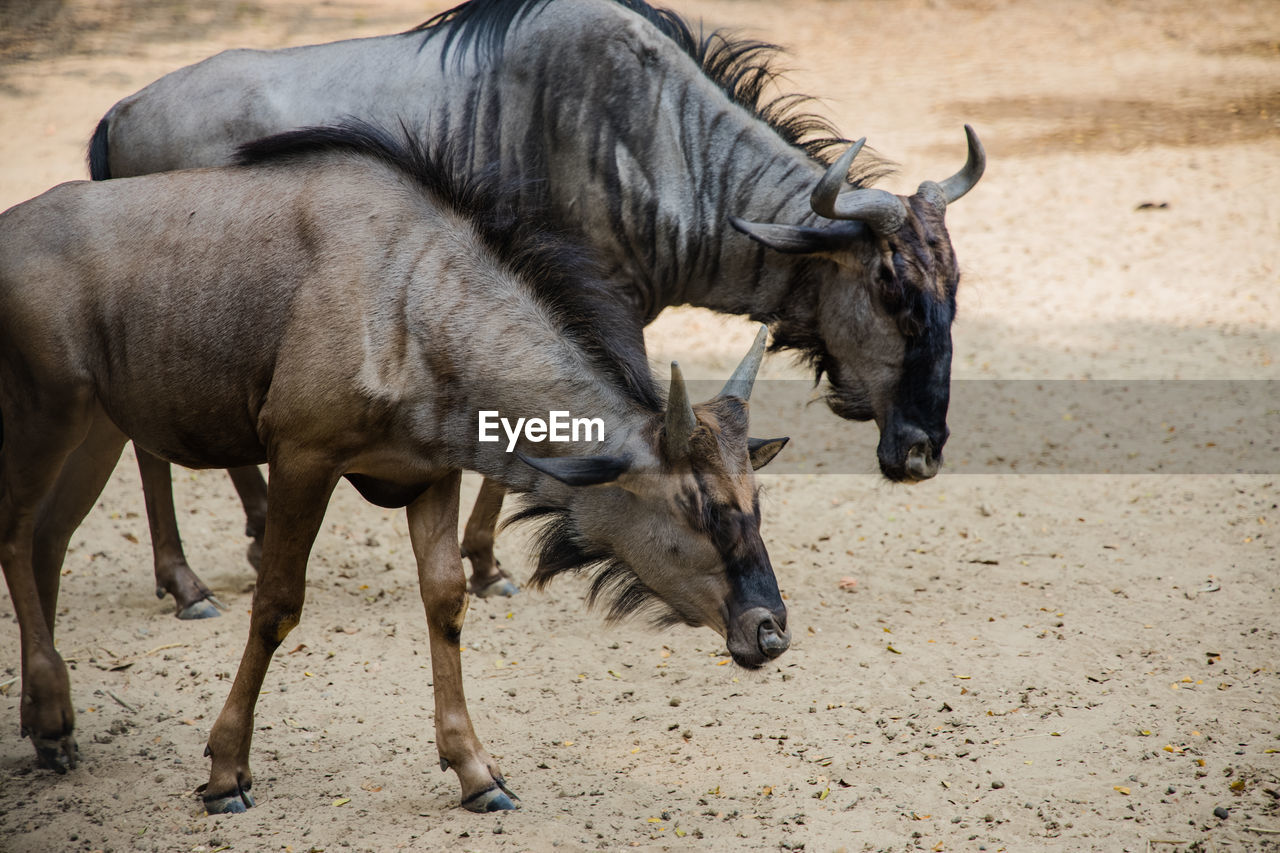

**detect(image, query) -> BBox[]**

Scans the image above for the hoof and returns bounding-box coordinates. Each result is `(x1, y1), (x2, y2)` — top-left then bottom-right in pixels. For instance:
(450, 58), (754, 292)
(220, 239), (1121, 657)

(33, 735), (79, 774)
(203, 785), (255, 814)
(462, 783), (520, 813)
(177, 598), (222, 620)
(474, 577), (519, 599)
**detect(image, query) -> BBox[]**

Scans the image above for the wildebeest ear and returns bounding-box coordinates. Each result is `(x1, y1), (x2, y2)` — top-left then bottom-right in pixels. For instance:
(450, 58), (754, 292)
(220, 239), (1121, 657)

(748, 437), (790, 471)
(517, 452), (632, 486)
(729, 216), (865, 255)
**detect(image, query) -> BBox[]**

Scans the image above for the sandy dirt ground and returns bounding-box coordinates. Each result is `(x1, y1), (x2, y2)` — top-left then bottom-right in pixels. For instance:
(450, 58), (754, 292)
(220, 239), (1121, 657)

(0, 1), (1277, 851)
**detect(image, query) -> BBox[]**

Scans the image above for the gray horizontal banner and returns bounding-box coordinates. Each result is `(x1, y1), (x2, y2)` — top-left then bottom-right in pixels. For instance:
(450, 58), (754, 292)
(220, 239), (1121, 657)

(703, 379), (1279, 475)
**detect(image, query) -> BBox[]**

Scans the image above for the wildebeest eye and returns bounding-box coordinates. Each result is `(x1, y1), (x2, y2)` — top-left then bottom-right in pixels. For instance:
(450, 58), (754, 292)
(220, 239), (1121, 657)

(876, 262), (906, 312)
(876, 263), (896, 293)
(876, 261), (930, 338)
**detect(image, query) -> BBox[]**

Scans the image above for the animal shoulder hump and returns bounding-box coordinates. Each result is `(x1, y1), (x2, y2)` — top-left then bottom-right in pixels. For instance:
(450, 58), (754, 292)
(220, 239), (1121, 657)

(515, 0), (672, 59)
(172, 46), (275, 91)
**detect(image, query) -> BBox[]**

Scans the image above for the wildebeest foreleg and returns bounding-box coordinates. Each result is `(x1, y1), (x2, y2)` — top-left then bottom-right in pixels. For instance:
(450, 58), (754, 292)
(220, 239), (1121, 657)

(410, 471), (519, 812)
(202, 455), (338, 815)
(136, 448), (222, 619)
(460, 477), (518, 598)
(226, 465), (268, 572)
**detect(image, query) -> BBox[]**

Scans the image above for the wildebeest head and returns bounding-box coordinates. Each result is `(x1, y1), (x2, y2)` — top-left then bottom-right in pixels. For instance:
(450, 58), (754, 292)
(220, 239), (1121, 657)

(731, 126), (985, 483)
(517, 329), (791, 668)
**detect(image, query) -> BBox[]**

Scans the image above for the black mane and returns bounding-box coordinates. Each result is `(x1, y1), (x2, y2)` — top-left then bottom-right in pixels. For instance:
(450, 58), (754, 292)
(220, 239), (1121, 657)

(412, 0), (887, 182)
(235, 120), (661, 414)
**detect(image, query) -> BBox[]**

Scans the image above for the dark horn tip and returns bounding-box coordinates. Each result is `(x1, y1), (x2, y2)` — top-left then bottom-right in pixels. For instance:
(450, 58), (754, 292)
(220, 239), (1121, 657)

(963, 124), (986, 173)
(938, 125), (986, 204)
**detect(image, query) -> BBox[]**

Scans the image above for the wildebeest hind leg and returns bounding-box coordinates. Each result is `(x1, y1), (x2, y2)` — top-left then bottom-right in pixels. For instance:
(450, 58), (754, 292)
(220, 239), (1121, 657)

(0, 389), (96, 773)
(135, 447), (222, 619)
(411, 471), (518, 812)
(32, 413), (128, 634)
(202, 452), (338, 815)
(461, 477), (518, 598)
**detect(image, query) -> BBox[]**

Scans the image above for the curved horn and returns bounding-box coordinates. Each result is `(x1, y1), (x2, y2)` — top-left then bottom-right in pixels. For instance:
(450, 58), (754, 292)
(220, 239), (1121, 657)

(721, 325), (768, 401)
(937, 124), (985, 204)
(809, 137), (866, 218)
(810, 139), (908, 235)
(663, 361), (698, 458)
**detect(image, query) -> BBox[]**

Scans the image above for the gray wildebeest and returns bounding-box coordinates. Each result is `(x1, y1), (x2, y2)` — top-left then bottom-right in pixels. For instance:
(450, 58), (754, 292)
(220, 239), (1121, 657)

(0, 123), (792, 813)
(89, 0), (984, 613)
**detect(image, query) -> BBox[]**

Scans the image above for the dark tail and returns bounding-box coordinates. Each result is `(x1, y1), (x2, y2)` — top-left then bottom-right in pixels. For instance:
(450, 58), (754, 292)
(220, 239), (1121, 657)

(88, 116), (111, 180)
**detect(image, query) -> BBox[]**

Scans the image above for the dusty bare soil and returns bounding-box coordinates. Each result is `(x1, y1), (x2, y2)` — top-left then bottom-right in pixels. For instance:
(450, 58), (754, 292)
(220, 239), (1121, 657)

(1, 1), (1277, 851)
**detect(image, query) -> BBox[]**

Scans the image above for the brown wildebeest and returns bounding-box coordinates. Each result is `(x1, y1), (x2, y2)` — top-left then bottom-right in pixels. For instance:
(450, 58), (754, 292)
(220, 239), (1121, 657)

(88, 0), (985, 616)
(0, 122), (791, 813)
